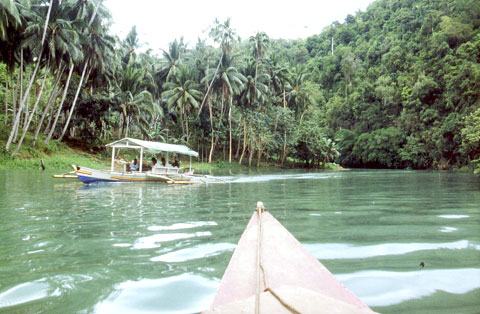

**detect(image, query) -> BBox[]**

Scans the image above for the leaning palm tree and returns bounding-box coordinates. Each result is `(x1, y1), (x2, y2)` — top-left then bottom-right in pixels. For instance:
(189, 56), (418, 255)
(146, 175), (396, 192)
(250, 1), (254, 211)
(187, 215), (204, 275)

(5, 0), (54, 152)
(42, 1), (84, 145)
(196, 18), (238, 119)
(266, 53), (291, 164)
(162, 65), (203, 141)
(202, 53), (246, 163)
(58, 0), (113, 142)
(237, 58), (270, 164)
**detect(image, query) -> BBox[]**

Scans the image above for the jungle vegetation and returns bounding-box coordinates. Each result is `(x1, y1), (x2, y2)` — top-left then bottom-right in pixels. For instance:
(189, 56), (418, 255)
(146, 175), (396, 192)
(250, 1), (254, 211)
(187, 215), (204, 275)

(1, 0), (479, 173)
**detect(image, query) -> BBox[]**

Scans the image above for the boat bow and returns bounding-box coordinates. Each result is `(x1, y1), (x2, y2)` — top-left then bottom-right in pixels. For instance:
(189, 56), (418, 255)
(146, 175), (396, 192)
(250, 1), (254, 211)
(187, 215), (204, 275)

(205, 202), (378, 314)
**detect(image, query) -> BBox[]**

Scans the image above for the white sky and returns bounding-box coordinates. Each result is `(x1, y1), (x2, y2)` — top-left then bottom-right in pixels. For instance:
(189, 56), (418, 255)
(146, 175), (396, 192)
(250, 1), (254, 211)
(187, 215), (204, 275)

(104, 0), (375, 53)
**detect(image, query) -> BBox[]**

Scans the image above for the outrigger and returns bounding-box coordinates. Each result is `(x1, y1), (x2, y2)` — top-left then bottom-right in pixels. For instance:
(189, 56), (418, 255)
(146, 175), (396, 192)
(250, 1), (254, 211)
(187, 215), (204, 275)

(73, 137), (200, 184)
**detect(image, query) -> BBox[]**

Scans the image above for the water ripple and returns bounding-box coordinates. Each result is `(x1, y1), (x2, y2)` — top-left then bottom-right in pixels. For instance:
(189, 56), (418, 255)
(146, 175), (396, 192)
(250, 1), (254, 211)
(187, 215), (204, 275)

(304, 240), (479, 260)
(151, 243), (236, 262)
(132, 232), (212, 249)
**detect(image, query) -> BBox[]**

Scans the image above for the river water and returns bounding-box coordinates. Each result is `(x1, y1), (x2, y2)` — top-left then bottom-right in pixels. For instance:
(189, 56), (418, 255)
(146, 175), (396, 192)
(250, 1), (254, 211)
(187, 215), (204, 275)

(0, 169), (479, 313)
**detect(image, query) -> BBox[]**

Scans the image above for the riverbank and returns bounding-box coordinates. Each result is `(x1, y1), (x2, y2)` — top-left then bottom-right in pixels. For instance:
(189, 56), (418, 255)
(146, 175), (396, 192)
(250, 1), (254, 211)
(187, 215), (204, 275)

(0, 132), (343, 172)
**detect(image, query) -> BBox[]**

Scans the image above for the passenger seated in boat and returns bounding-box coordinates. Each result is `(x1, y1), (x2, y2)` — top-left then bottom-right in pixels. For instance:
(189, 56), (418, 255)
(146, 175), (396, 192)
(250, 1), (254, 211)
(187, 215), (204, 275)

(151, 157), (159, 168)
(161, 157), (169, 167)
(130, 158), (139, 171)
(172, 159), (180, 168)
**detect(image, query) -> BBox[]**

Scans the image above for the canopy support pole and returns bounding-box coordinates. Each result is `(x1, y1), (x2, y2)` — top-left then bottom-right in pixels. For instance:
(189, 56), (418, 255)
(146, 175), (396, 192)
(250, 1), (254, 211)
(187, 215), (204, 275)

(111, 147), (115, 171)
(189, 156), (192, 172)
(140, 147), (144, 172)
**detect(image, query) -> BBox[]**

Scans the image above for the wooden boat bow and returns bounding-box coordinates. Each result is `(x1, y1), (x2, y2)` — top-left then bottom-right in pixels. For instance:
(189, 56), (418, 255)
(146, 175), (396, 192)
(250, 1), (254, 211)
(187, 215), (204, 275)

(204, 202), (379, 314)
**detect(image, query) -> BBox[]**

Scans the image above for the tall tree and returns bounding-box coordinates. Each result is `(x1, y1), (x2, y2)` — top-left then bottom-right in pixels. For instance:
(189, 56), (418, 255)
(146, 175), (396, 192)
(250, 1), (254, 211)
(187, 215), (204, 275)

(203, 53), (246, 162)
(162, 65), (203, 141)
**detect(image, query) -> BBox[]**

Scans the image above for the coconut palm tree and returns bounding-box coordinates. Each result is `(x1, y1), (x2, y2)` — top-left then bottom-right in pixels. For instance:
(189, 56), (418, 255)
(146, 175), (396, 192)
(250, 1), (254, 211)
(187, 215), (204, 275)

(287, 64), (316, 123)
(156, 38), (185, 83)
(41, 1), (84, 145)
(162, 65), (203, 141)
(202, 53), (246, 162)
(115, 58), (160, 138)
(249, 31), (269, 87)
(0, 0), (22, 41)
(240, 57), (269, 109)
(58, 0), (113, 141)
(197, 18), (238, 118)
(6, 0), (55, 151)
(0, 0), (31, 125)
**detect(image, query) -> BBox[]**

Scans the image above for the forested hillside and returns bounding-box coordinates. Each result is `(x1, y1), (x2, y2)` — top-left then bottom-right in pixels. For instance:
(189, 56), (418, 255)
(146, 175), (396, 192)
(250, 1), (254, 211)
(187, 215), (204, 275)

(304, 0), (480, 171)
(1, 0), (479, 172)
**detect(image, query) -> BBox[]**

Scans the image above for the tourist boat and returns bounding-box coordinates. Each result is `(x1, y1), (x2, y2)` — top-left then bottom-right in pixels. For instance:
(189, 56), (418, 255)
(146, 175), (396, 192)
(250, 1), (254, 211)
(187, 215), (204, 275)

(204, 202), (378, 314)
(73, 137), (199, 184)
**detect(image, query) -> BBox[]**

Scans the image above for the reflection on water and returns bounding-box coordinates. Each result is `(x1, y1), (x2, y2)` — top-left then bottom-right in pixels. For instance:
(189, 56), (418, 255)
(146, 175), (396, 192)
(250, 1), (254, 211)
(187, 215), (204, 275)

(337, 268), (480, 307)
(95, 274), (218, 314)
(0, 170), (479, 313)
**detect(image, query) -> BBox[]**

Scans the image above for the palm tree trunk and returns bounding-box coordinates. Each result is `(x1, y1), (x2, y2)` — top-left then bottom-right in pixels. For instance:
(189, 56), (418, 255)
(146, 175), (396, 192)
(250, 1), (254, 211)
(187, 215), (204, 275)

(281, 132), (287, 165)
(256, 140), (262, 167)
(208, 98), (215, 163)
(45, 63), (74, 145)
(121, 111), (126, 138)
(58, 57), (90, 141)
(179, 107), (186, 139)
(23, 67), (31, 131)
(4, 70), (9, 125)
(6, 49), (42, 152)
(88, 0), (102, 26)
(248, 139), (255, 167)
(13, 64), (49, 156)
(10, 71), (17, 125)
(33, 63), (64, 146)
(184, 108), (190, 142)
(6, 0), (53, 151)
(13, 49), (24, 140)
(228, 95), (232, 163)
(239, 118), (247, 164)
(281, 89), (287, 165)
(41, 0), (54, 45)
(44, 99), (56, 135)
(6, 0), (52, 152)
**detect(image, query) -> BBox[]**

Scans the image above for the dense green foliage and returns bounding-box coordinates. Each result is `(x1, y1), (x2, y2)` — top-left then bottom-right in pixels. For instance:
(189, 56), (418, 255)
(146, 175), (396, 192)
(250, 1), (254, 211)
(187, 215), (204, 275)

(1, 0), (479, 172)
(305, 0), (480, 172)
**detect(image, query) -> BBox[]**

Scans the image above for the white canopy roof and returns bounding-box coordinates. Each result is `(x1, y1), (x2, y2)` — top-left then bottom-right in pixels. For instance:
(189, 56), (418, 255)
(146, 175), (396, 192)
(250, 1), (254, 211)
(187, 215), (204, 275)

(106, 137), (198, 157)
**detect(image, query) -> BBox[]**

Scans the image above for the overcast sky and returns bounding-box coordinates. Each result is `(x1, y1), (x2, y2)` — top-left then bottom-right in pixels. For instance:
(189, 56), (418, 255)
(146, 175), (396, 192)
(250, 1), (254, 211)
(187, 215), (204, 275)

(104, 0), (375, 53)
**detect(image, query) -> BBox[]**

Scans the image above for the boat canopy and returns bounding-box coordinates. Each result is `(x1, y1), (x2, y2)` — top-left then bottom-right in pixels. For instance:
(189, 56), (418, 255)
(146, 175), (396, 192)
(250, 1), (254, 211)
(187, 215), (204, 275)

(106, 137), (199, 157)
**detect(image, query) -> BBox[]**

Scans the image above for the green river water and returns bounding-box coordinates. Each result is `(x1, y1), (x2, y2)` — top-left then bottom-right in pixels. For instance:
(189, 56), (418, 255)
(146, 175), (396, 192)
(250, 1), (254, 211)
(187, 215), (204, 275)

(0, 169), (479, 313)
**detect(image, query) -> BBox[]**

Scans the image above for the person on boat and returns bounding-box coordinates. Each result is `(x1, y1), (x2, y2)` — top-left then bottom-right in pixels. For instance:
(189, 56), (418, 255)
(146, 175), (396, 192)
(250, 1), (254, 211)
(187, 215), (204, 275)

(161, 157), (168, 167)
(172, 159), (180, 168)
(130, 158), (139, 171)
(151, 157), (159, 168)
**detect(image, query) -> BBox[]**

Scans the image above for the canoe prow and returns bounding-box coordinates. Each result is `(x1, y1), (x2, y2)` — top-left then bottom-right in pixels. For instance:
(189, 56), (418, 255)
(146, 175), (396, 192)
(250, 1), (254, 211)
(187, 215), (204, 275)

(204, 202), (378, 314)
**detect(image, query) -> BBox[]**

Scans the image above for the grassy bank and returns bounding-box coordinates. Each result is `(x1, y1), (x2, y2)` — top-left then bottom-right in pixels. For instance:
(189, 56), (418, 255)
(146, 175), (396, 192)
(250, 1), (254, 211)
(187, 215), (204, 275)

(0, 129), (343, 172)
(0, 129), (108, 171)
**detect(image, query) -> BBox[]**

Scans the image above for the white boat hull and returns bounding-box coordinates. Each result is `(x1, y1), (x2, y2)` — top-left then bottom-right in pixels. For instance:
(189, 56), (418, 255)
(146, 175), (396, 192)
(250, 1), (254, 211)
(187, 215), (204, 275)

(74, 166), (191, 184)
